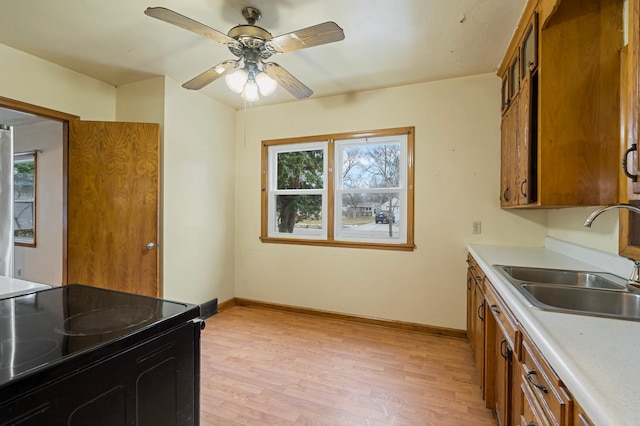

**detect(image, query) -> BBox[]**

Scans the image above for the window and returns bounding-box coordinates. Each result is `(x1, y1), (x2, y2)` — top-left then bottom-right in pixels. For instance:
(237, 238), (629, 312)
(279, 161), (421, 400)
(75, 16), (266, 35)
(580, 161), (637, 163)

(14, 151), (36, 247)
(261, 127), (414, 251)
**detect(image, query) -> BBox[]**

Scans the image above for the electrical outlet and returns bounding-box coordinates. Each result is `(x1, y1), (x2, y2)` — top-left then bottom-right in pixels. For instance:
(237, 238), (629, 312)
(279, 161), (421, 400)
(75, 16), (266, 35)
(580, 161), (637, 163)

(472, 221), (481, 234)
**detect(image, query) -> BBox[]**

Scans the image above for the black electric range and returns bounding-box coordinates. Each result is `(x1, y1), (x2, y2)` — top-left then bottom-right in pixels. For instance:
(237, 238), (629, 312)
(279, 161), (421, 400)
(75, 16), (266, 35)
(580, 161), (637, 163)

(0, 284), (205, 425)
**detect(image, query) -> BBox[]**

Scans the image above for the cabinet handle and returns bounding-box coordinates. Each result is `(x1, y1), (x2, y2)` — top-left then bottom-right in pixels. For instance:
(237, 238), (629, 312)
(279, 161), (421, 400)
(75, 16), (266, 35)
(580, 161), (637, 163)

(526, 369), (548, 393)
(623, 143), (638, 182)
(520, 179), (527, 197)
(477, 301), (485, 322)
(490, 304), (500, 315)
(500, 339), (512, 360)
(467, 277), (472, 290)
(503, 187), (510, 202)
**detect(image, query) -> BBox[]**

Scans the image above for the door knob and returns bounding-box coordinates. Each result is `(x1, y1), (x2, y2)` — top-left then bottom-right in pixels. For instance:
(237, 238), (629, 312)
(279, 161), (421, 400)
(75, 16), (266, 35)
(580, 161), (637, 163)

(146, 242), (155, 250)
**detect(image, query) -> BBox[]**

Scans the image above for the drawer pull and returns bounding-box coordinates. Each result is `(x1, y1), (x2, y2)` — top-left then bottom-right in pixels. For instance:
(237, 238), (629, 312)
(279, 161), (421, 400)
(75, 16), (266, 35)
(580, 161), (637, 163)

(490, 304), (500, 315)
(526, 422), (535, 426)
(526, 369), (548, 393)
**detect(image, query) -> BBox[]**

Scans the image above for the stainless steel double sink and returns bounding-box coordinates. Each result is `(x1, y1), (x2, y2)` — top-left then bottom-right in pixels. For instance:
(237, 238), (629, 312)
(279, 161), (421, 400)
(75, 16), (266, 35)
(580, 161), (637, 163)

(494, 265), (640, 321)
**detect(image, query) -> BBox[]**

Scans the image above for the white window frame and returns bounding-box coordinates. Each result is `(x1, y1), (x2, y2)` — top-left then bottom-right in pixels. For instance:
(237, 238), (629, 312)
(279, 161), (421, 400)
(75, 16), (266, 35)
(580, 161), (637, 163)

(267, 141), (328, 240)
(13, 151), (37, 247)
(334, 134), (408, 244)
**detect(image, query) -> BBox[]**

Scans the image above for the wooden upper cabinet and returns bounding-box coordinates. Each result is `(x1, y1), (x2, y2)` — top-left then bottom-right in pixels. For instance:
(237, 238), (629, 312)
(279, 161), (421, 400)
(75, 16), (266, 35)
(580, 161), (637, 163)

(498, 0), (623, 208)
(619, 0), (640, 260)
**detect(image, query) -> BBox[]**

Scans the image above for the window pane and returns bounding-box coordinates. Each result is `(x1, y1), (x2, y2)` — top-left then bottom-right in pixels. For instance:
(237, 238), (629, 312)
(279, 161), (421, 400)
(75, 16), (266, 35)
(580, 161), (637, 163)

(14, 201), (34, 234)
(277, 150), (324, 190)
(339, 192), (401, 240)
(341, 143), (401, 189)
(14, 162), (34, 201)
(274, 194), (323, 236)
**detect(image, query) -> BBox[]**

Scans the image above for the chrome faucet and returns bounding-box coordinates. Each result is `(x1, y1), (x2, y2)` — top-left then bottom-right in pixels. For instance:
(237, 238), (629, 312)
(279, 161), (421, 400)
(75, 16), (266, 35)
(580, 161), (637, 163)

(584, 204), (640, 292)
(583, 204), (640, 227)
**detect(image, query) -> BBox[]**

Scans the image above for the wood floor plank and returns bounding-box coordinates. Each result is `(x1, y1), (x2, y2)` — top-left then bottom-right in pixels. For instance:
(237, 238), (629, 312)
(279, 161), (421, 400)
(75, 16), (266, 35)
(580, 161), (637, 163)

(200, 306), (495, 425)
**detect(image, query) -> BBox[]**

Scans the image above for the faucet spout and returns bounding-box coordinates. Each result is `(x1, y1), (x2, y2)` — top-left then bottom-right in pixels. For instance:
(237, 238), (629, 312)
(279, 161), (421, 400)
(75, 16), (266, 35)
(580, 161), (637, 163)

(583, 204), (640, 227)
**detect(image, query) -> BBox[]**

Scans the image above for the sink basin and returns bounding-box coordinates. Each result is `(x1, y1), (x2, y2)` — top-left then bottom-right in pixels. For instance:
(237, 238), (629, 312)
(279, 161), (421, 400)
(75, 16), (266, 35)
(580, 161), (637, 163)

(495, 265), (626, 290)
(494, 265), (640, 321)
(519, 284), (640, 321)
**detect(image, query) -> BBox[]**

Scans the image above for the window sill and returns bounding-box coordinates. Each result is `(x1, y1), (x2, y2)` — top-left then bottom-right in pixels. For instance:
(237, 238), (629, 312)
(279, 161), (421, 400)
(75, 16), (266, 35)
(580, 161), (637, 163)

(260, 236), (416, 252)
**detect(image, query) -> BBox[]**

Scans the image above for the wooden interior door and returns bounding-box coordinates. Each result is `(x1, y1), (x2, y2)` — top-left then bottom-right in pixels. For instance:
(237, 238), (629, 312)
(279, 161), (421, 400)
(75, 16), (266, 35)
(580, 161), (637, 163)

(67, 120), (160, 297)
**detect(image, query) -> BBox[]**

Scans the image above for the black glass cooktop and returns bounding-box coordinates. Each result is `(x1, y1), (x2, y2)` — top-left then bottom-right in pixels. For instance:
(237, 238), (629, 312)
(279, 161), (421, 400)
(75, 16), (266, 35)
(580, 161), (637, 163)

(0, 284), (198, 387)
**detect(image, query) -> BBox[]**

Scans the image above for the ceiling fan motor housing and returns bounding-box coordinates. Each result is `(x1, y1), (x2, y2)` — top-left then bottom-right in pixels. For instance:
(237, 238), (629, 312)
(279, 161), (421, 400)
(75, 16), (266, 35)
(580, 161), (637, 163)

(227, 25), (273, 59)
(227, 7), (273, 60)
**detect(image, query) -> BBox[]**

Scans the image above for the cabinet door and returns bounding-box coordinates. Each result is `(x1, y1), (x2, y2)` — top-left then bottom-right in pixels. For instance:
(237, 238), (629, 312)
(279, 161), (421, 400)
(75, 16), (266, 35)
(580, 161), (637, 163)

(516, 72), (533, 205)
(494, 333), (513, 426)
(472, 282), (485, 390)
(521, 13), (538, 77)
(630, 0), (640, 195)
(467, 267), (474, 338)
(501, 101), (519, 207)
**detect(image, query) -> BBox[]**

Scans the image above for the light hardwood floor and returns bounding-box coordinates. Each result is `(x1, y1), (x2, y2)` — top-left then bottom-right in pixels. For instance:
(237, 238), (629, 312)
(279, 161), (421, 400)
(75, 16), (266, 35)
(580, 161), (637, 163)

(199, 306), (496, 425)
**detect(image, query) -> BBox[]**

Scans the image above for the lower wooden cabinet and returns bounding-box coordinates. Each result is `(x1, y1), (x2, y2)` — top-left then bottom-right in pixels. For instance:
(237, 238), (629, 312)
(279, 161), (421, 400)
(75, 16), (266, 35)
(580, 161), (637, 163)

(466, 253), (594, 426)
(467, 254), (486, 391)
(519, 331), (573, 425)
(485, 279), (519, 426)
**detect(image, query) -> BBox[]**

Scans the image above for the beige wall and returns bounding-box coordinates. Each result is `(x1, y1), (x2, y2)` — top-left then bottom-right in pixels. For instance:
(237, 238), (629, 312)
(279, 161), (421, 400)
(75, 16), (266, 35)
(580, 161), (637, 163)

(547, 207), (620, 254)
(234, 74), (549, 330)
(162, 77), (237, 304)
(0, 44), (115, 120)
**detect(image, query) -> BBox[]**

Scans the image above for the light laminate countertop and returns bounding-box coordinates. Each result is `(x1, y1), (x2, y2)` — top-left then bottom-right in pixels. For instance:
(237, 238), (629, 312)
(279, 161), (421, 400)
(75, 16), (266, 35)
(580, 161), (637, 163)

(469, 239), (640, 426)
(0, 275), (51, 299)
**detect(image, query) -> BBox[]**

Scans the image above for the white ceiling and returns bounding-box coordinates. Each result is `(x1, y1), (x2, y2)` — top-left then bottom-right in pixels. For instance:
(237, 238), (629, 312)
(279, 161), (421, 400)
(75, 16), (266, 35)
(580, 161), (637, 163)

(0, 0), (526, 113)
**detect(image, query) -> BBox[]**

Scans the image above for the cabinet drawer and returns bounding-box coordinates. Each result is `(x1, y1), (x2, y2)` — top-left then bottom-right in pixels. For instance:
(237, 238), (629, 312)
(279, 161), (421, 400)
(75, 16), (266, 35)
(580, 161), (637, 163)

(574, 402), (594, 426)
(519, 380), (550, 426)
(485, 279), (520, 357)
(521, 332), (572, 425)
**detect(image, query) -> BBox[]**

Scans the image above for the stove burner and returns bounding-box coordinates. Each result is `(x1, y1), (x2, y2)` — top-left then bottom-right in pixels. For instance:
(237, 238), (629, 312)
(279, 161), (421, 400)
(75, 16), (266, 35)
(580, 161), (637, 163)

(56, 305), (155, 336)
(0, 338), (59, 370)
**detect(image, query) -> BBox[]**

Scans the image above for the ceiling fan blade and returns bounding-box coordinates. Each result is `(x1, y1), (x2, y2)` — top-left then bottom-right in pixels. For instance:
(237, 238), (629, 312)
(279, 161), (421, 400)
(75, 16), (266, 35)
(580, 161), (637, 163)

(266, 22), (345, 54)
(263, 62), (313, 99)
(145, 7), (238, 46)
(182, 60), (237, 90)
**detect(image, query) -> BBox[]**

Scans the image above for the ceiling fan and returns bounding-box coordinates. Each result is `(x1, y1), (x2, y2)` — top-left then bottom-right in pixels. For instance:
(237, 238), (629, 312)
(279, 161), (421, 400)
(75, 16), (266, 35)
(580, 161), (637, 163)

(144, 6), (345, 101)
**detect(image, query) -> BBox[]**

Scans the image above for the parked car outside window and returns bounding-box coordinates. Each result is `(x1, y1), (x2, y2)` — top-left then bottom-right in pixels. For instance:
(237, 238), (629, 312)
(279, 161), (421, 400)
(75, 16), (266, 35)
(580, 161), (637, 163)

(375, 211), (394, 224)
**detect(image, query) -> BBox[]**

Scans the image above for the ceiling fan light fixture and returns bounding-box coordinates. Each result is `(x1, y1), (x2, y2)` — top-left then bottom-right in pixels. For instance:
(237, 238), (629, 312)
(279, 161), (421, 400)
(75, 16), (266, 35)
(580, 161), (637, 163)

(225, 68), (248, 93)
(242, 76), (260, 102)
(256, 71), (277, 96)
